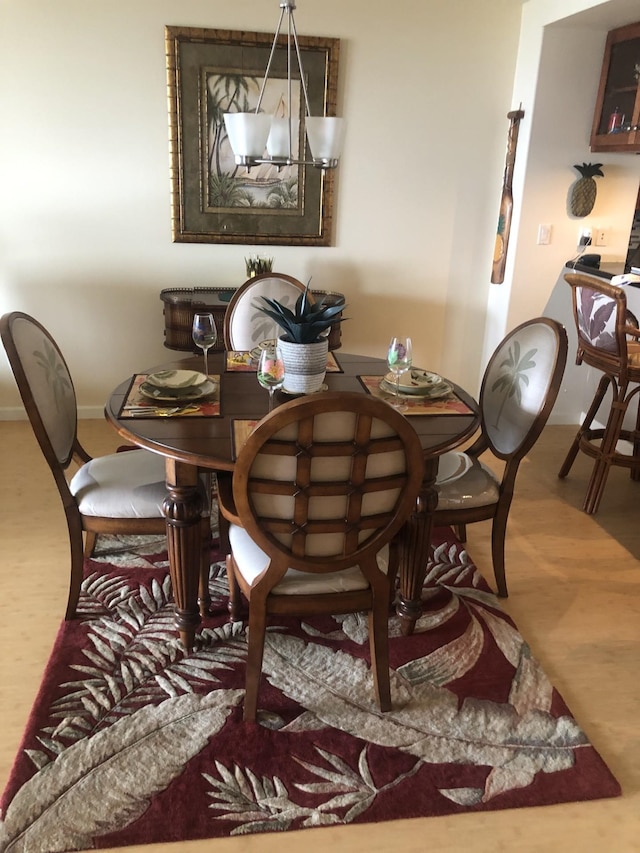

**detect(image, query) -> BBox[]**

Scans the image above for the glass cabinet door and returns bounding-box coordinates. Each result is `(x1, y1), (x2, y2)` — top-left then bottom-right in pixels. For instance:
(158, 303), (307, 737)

(591, 22), (640, 153)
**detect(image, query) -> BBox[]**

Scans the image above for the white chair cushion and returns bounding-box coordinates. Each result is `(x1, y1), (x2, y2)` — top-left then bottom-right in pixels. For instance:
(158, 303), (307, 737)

(70, 450), (168, 518)
(435, 451), (500, 510)
(229, 523), (389, 595)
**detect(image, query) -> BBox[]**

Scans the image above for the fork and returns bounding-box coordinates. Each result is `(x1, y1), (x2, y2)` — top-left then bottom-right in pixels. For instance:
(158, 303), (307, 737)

(156, 405), (201, 416)
(126, 405), (200, 416)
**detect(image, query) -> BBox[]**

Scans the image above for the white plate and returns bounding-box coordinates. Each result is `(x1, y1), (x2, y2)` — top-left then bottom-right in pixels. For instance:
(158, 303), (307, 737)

(384, 368), (443, 394)
(250, 340), (277, 360)
(140, 378), (217, 402)
(146, 369), (208, 389)
(380, 377), (453, 400)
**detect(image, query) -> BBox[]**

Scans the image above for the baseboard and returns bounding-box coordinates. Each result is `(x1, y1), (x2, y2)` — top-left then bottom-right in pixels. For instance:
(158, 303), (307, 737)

(77, 406), (107, 419)
(0, 406), (106, 421)
(547, 412), (578, 426)
(0, 408), (28, 421)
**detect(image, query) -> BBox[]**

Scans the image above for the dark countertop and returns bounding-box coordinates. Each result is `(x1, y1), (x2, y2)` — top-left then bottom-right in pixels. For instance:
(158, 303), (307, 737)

(564, 259), (627, 279)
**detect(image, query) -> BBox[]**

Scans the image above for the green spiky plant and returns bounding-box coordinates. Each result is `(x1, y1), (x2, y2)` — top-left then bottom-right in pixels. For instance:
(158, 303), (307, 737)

(570, 163), (604, 217)
(245, 255), (274, 277)
(256, 280), (346, 344)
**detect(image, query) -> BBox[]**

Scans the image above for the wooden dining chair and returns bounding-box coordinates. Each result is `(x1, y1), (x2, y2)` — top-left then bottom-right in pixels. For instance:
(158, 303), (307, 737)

(223, 272), (309, 351)
(217, 391), (425, 722)
(0, 311), (212, 620)
(558, 272), (640, 513)
(433, 317), (568, 597)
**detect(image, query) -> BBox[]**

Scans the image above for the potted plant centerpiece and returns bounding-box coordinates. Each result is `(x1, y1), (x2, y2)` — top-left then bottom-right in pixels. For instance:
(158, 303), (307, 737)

(256, 282), (345, 394)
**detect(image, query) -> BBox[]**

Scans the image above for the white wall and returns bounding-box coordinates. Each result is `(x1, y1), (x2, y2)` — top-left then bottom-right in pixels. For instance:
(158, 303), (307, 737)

(488, 0), (640, 371)
(2, 0), (640, 422)
(0, 0), (522, 417)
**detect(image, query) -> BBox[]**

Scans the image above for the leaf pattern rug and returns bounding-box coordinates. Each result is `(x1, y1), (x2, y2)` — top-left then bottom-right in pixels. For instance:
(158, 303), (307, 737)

(0, 529), (620, 852)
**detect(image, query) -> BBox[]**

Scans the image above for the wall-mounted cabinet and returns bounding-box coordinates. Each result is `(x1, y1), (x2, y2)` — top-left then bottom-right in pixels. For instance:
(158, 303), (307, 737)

(590, 21), (640, 153)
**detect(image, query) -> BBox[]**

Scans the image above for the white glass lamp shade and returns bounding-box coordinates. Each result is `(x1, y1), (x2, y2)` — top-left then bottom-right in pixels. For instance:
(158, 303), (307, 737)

(224, 113), (271, 158)
(266, 117), (300, 158)
(305, 117), (346, 162)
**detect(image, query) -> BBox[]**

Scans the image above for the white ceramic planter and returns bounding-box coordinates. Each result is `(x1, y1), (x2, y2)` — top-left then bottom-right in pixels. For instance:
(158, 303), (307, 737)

(278, 337), (328, 394)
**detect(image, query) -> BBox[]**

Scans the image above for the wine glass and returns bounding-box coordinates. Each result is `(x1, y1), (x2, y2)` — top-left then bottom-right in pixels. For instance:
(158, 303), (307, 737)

(387, 336), (412, 411)
(257, 343), (285, 410)
(192, 313), (217, 377)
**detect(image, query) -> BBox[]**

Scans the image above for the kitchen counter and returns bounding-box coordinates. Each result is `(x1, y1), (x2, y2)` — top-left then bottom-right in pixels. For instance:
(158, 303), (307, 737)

(563, 259), (627, 279)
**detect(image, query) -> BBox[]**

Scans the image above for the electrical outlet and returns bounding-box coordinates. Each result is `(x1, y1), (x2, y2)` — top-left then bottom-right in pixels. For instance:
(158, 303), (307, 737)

(595, 228), (607, 246)
(578, 228), (592, 247)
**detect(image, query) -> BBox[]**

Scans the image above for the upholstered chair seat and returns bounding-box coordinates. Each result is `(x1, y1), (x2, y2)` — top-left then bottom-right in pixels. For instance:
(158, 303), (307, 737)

(70, 451), (168, 518)
(228, 522), (390, 595)
(435, 451), (500, 510)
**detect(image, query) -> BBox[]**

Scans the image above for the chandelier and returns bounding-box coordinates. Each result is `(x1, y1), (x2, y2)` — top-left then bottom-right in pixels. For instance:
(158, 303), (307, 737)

(223, 1), (345, 170)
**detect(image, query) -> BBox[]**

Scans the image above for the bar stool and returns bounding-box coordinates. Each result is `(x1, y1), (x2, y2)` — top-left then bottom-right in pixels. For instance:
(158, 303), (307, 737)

(558, 272), (640, 513)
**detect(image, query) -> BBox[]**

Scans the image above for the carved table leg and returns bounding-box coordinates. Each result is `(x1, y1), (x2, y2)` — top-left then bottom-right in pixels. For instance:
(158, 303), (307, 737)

(396, 456), (439, 636)
(163, 459), (204, 650)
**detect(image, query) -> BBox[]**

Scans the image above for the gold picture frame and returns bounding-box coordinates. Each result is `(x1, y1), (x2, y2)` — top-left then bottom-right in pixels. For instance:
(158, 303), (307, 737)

(165, 25), (340, 246)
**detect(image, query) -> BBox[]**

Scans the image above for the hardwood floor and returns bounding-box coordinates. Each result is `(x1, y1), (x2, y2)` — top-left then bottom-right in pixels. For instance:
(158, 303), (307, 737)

(0, 420), (638, 853)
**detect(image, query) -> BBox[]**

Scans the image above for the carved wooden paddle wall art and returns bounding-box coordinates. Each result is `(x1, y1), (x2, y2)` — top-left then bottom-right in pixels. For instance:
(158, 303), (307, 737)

(491, 106), (525, 284)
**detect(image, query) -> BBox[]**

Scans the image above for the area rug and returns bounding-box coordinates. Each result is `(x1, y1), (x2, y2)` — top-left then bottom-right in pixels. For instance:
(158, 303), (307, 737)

(0, 529), (620, 852)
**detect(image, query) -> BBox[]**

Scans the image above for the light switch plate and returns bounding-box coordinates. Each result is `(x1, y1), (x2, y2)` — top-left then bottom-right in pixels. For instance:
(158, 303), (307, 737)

(537, 224), (551, 245)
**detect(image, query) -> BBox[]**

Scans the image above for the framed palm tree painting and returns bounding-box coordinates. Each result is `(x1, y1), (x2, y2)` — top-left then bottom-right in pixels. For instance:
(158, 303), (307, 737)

(166, 25), (340, 246)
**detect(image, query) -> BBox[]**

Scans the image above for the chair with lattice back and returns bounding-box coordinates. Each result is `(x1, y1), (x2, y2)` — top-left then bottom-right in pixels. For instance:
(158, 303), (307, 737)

(218, 391), (425, 722)
(0, 311), (212, 620)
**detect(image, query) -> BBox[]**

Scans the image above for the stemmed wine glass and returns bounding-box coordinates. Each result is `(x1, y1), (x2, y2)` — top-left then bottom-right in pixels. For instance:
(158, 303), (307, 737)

(387, 336), (412, 412)
(257, 343), (285, 410)
(192, 313), (217, 377)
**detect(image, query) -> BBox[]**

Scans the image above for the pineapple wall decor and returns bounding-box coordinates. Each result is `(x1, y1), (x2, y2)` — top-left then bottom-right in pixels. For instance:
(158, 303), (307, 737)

(569, 163), (604, 218)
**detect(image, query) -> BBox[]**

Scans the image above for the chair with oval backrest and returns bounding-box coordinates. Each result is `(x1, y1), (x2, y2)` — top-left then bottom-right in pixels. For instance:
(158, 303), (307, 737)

(0, 311), (212, 620)
(223, 272), (309, 351)
(433, 317), (568, 597)
(217, 391), (425, 722)
(558, 272), (640, 513)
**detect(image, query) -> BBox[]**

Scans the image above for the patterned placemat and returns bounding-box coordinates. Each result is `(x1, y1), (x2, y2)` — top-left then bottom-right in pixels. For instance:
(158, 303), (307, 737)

(119, 374), (221, 418)
(231, 419), (259, 458)
(226, 352), (256, 372)
(358, 375), (474, 415)
(226, 350), (342, 373)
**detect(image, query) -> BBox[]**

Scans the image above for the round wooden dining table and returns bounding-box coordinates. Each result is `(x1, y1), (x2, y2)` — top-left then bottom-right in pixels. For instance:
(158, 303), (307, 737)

(105, 351), (480, 649)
